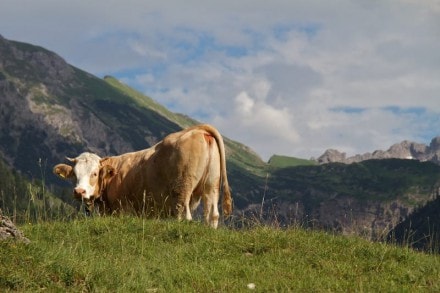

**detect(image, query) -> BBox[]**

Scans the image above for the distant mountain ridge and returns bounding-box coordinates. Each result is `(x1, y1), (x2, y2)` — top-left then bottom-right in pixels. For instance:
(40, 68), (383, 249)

(317, 137), (440, 165)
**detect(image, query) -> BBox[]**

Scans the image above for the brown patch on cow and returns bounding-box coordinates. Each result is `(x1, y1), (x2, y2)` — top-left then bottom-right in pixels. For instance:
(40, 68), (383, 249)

(204, 133), (214, 145)
(94, 165), (117, 198)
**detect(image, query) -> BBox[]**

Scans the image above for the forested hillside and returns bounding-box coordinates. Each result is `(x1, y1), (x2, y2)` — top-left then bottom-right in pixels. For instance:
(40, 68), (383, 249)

(0, 157), (74, 223)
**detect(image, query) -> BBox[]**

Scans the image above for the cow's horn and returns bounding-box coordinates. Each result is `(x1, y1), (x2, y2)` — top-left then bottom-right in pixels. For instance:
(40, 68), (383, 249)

(66, 156), (77, 163)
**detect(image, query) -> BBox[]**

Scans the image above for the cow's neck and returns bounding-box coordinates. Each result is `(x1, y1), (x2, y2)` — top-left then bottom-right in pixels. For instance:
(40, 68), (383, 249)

(105, 147), (156, 177)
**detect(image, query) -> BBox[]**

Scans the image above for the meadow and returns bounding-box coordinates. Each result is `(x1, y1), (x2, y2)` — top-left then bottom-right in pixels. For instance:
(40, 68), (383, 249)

(1, 215), (439, 292)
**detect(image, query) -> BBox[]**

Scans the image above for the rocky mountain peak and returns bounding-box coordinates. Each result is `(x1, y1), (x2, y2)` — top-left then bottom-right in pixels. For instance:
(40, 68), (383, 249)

(0, 35), (74, 85)
(317, 137), (440, 165)
(316, 149), (346, 164)
(430, 136), (440, 150)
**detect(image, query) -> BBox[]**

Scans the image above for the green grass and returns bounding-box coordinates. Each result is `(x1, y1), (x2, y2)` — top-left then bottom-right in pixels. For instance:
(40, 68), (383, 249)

(1, 216), (439, 292)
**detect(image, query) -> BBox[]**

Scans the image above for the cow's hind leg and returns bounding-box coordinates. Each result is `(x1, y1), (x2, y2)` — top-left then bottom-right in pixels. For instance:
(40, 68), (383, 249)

(203, 189), (220, 229)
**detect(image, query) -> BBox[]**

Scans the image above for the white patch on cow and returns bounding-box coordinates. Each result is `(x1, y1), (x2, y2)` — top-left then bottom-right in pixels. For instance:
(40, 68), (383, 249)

(72, 152), (101, 199)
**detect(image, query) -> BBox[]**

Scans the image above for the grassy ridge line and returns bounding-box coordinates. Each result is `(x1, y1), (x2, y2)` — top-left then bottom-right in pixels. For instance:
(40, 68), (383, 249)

(103, 76), (197, 129)
(268, 154), (317, 168)
(1, 217), (439, 292)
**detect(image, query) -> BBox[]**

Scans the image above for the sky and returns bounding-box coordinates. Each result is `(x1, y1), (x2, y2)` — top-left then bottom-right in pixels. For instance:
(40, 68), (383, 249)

(1, 0), (439, 161)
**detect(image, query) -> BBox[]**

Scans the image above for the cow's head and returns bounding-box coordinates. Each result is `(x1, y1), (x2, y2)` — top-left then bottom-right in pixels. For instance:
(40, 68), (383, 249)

(53, 152), (116, 212)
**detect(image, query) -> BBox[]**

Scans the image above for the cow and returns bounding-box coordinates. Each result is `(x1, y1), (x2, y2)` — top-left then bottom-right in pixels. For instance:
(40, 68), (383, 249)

(53, 124), (232, 228)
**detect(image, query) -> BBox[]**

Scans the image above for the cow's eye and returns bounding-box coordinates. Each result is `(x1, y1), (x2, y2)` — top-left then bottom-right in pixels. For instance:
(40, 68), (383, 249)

(92, 172), (98, 177)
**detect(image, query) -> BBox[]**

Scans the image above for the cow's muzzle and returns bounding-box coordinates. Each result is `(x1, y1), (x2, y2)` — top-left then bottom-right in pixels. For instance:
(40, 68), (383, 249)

(73, 187), (86, 199)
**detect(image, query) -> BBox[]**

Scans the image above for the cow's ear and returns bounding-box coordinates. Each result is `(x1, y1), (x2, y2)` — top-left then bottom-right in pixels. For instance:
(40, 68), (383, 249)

(100, 165), (116, 180)
(53, 164), (74, 180)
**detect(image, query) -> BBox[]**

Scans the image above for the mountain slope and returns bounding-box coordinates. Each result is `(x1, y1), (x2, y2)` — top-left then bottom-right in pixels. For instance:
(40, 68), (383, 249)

(388, 195), (440, 253)
(0, 35), (176, 176)
(103, 76), (197, 128)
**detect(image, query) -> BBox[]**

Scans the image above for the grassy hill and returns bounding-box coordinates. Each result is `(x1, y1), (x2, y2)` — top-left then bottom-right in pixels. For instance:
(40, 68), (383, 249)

(1, 216), (439, 292)
(268, 154), (317, 168)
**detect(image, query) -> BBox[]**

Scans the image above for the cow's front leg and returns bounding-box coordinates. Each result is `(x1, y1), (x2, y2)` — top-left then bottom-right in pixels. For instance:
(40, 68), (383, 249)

(183, 193), (193, 221)
(185, 195), (192, 221)
(173, 178), (193, 221)
(175, 202), (184, 221)
(175, 193), (192, 221)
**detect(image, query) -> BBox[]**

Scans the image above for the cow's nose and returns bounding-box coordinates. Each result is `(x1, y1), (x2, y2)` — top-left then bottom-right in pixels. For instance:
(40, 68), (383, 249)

(74, 187), (86, 199)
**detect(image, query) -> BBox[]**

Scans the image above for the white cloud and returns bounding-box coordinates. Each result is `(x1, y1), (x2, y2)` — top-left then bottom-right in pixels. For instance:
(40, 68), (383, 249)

(128, 40), (167, 60)
(235, 92), (254, 116)
(213, 90), (300, 158)
(1, 0), (439, 160)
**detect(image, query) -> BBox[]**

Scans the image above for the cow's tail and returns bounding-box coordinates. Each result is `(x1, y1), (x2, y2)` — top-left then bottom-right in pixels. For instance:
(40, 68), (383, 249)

(200, 124), (233, 217)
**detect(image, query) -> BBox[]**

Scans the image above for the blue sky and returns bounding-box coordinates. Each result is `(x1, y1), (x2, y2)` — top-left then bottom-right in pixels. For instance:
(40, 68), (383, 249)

(1, 0), (439, 160)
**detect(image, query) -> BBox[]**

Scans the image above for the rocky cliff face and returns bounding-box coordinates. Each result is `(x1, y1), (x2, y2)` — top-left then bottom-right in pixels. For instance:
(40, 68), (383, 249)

(317, 138), (440, 165)
(388, 190), (440, 252)
(246, 191), (436, 240)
